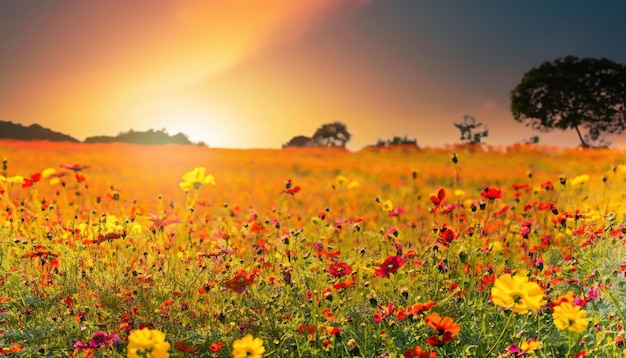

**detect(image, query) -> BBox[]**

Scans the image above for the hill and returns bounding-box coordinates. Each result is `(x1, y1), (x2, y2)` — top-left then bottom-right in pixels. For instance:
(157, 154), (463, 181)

(0, 120), (79, 142)
(84, 129), (194, 145)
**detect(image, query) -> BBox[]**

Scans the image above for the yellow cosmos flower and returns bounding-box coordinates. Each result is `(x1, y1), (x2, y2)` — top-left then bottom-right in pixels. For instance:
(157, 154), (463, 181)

(520, 338), (542, 354)
(570, 174), (589, 185)
(553, 302), (589, 333)
(491, 273), (545, 314)
(127, 328), (170, 358)
(348, 180), (360, 190)
(232, 334), (265, 358)
(41, 168), (56, 179)
(382, 199), (393, 212)
(179, 167), (215, 192)
(0, 175), (23, 184)
(335, 175), (348, 187)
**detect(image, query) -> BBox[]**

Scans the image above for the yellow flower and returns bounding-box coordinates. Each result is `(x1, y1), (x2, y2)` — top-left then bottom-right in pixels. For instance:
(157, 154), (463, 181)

(520, 338), (542, 354)
(570, 174), (589, 185)
(179, 167), (215, 192)
(127, 328), (170, 358)
(232, 334), (265, 358)
(491, 273), (545, 314)
(0, 175), (23, 184)
(453, 189), (466, 199)
(348, 180), (360, 190)
(553, 302), (589, 332)
(382, 199), (393, 212)
(104, 215), (123, 234)
(335, 175), (348, 187)
(41, 168), (56, 179)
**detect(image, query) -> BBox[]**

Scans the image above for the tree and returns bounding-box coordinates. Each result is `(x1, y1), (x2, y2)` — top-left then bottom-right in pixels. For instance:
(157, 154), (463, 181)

(453, 115), (488, 144)
(510, 56), (626, 147)
(374, 135), (418, 147)
(282, 135), (312, 148)
(311, 122), (351, 147)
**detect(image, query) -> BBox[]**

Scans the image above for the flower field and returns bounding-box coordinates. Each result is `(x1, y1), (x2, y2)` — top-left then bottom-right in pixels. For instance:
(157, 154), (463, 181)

(2, 140), (626, 357)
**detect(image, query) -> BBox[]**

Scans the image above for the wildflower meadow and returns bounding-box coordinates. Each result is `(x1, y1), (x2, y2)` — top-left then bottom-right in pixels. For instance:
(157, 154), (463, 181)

(3, 140), (626, 357)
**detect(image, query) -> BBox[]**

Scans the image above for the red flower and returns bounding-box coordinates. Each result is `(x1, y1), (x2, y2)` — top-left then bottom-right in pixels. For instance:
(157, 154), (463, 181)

(430, 188), (446, 213)
(404, 346), (437, 358)
(282, 179), (301, 195)
(437, 227), (457, 247)
(209, 342), (224, 353)
(224, 269), (259, 293)
(173, 341), (198, 354)
(481, 187), (502, 200)
(327, 262), (353, 277)
(375, 255), (406, 278)
(425, 312), (461, 346)
(22, 172), (41, 188)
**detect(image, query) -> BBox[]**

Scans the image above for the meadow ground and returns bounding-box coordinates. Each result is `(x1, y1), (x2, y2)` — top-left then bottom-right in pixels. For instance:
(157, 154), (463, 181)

(2, 140), (626, 357)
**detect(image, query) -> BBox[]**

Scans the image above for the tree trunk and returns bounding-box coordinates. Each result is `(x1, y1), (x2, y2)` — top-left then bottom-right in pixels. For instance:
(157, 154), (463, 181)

(573, 125), (588, 148)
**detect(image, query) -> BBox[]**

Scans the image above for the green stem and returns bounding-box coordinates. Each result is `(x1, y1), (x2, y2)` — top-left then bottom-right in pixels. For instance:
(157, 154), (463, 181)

(485, 312), (514, 356)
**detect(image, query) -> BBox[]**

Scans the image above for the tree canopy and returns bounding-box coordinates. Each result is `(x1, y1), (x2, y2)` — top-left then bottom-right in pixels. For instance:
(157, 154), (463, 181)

(510, 56), (626, 147)
(283, 122), (351, 148)
(311, 122), (351, 147)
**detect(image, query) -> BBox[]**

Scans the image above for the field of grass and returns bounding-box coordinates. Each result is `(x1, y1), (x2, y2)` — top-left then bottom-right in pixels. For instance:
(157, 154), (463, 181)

(2, 140), (626, 357)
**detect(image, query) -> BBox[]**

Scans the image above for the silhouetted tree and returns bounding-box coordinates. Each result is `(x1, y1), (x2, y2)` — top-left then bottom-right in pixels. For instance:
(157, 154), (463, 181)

(311, 122), (351, 147)
(375, 135), (418, 147)
(282, 135), (312, 148)
(453, 115), (488, 144)
(511, 56), (626, 147)
(522, 136), (540, 144)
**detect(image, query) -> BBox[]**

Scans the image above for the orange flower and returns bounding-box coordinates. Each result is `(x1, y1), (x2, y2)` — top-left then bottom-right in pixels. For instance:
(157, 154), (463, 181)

(425, 312), (461, 346)
(404, 346), (437, 358)
(406, 301), (437, 318)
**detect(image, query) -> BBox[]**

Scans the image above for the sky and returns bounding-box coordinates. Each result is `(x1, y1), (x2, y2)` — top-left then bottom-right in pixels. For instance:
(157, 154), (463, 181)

(1, 1), (626, 150)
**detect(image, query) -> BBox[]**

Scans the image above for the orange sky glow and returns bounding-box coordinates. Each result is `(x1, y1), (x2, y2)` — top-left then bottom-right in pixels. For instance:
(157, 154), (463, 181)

(2, 1), (626, 150)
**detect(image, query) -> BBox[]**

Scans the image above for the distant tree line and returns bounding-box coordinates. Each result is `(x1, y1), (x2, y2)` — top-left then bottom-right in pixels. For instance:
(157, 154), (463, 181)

(84, 128), (193, 145)
(374, 135), (418, 147)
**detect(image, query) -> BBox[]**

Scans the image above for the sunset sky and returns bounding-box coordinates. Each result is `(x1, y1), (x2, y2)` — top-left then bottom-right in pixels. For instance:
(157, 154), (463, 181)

(1, 1), (626, 150)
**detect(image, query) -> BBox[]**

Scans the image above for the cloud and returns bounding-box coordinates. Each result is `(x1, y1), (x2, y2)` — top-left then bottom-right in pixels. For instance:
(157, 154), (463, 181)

(174, 0), (371, 81)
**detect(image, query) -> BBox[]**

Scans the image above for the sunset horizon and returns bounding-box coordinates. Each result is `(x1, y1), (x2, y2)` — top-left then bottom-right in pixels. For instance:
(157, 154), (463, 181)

(2, 1), (626, 150)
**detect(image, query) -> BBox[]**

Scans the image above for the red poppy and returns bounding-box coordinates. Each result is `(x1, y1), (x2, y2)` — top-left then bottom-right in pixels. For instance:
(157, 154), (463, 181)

(22, 172), (41, 188)
(481, 187), (502, 200)
(282, 179), (301, 195)
(327, 262), (353, 277)
(430, 188), (446, 213)
(375, 255), (406, 278)
(437, 228), (457, 247)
